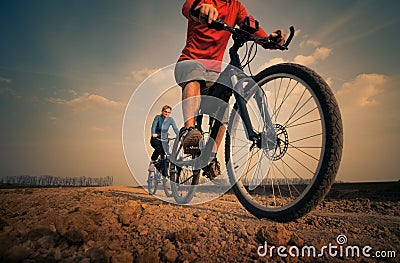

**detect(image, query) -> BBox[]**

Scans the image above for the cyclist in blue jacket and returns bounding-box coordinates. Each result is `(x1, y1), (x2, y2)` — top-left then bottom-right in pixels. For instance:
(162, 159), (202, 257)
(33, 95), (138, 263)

(149, 105), (179, 171)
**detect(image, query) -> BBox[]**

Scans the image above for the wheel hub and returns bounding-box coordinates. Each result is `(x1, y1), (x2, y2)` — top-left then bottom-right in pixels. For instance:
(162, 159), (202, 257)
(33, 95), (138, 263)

(272, 124), (289, 161)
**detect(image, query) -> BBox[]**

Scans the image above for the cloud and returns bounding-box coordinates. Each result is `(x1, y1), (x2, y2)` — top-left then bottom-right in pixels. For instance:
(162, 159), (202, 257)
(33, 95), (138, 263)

(132, 68), (159, 82)
(256, 45), (333, 73)
(299, 39), (320, 49)
(256, 26), (332, 74)
(47, 92), (126, 113)
(317, 8), (358, 41)
(68, 89), (78, 96)
(90, 126), (111, 133)
(47, 112), (59, 124)
(325, 77), (334, 87)
(331, 20), (396, 48)
(0, 77), (12, 95)
(333, 73), (399, 182)
(294, 47), (332, 66)
(0, 86), (23, 99)
(0, 77), (12, 84)
(336, 73), (388, 108)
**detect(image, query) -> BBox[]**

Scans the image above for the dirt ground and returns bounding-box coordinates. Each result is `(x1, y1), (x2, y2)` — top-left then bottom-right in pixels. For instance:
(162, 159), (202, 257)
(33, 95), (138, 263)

(0, 182), (399, 262)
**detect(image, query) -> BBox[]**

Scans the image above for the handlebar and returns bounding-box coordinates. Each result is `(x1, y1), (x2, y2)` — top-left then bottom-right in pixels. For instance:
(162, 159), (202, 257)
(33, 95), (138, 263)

(189, 2), (295, 50)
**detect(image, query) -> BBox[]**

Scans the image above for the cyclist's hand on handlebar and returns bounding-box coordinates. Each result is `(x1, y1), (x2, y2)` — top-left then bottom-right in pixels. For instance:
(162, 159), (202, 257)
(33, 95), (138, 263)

(194, 4), (218, 25)
(265, 29), (286, 49)
(152, 134), (158, 138)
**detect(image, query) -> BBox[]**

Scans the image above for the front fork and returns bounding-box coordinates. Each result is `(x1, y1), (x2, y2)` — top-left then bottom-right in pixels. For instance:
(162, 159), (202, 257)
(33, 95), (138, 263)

(230, 69), (276, 151)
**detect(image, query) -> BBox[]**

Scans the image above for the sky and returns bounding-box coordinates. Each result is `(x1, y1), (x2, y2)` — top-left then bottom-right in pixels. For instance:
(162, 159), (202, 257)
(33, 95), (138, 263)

(0, 0), (399, 185)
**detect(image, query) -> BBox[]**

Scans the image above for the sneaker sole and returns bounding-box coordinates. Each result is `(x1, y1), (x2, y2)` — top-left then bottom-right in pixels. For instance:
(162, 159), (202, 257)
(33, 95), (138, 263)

(182, 130), (203, 148)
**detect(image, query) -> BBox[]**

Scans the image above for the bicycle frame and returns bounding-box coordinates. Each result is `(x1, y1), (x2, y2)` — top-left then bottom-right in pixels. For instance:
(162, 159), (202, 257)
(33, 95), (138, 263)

(172, 5), (295, 168)
(195, 38), (272, 161)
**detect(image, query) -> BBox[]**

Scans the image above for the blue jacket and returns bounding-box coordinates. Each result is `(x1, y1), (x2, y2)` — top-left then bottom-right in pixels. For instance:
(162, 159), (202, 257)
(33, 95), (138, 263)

(151, 115), (179, 138)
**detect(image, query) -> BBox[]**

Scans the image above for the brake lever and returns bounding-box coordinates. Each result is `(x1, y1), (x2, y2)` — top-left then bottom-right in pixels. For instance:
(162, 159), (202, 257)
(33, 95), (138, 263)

(272, 41), (288, 51)
(260, 39), (288, 50)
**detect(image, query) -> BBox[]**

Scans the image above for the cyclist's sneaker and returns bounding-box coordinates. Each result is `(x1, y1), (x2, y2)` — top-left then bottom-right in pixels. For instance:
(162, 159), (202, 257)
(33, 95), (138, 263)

(148, 162), (155, 172)
(179, 127), (202, 154)
(202, 158), (221, 180)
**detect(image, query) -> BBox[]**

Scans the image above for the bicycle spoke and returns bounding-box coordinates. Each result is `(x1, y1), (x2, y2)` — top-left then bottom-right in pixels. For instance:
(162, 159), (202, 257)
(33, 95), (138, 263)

(288, 146), (322, 149)
(259, 168), (272, 206)
(248, 150), (270, 190)
(232, 136), (250, 145)
(281, 95), (313, 127)
(275, 161), (285, 203)
(285, 118), (321, 129)
(270, 165), (277, 206)
(283, 159), (300, 202)
(286, 87), (307, 124)
(179, 175), (194, 185)
(272, 78), (282, 121)
(232, 144), (251, 163)
(285, 151), (315, 175)
(279, 157), (304, 181)
(271, 80), (299, 119)
(290, 132), (322, 144)
(248, 150), (264, 190)
(242, 147), (261, 178)
(285, 106), (318, 128)
(233, 142), (260, 172)
(288, 142), (320, 162)
(271, 162), (301, 198)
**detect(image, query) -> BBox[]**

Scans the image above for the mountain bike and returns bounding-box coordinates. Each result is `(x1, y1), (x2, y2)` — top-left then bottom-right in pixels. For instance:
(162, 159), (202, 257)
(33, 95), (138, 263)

(168, 4), (343, 222)
(147, 138), (175, 197)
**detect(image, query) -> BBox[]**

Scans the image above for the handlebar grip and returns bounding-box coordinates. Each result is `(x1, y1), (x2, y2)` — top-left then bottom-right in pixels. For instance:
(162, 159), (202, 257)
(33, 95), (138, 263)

(283, 26), (295, 48)
(208, 19), (226, 31)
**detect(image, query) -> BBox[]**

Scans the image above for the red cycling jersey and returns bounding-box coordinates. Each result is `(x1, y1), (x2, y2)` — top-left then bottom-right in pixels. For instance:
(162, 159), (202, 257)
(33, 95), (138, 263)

(178, 0), (268, 71)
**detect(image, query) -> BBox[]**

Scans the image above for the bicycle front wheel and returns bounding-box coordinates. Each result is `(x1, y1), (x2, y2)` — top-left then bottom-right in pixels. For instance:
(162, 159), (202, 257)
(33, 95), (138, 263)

(225, 63), (343, 222)
(163, 160), (173, 197)
(170, 163), (200, 204)
(147, 170), (158, 195)
(169, 136), (200, 204)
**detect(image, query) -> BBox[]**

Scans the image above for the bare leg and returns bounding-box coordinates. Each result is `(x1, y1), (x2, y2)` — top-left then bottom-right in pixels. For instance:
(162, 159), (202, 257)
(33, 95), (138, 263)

(182, 80), (224, 160)
(213, 125), (226, 153)
(182, 81), (201, 128)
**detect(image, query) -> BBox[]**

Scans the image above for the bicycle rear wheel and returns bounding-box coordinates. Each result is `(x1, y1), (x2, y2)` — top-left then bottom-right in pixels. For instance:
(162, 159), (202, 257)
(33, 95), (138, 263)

(225, 63), (343, 222)
(147, 170), (158, 195)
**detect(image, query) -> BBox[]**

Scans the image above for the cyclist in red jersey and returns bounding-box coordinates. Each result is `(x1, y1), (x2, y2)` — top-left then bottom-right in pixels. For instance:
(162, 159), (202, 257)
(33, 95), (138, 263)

(174, 0), (285, 179)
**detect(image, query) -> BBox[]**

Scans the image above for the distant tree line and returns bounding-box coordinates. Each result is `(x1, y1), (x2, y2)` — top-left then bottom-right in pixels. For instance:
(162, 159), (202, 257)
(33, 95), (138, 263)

(241, 177), (344, 186)
(197, 176), (344, 187)
(240, 177), (312, 186)
(0, 175), (113, 187)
